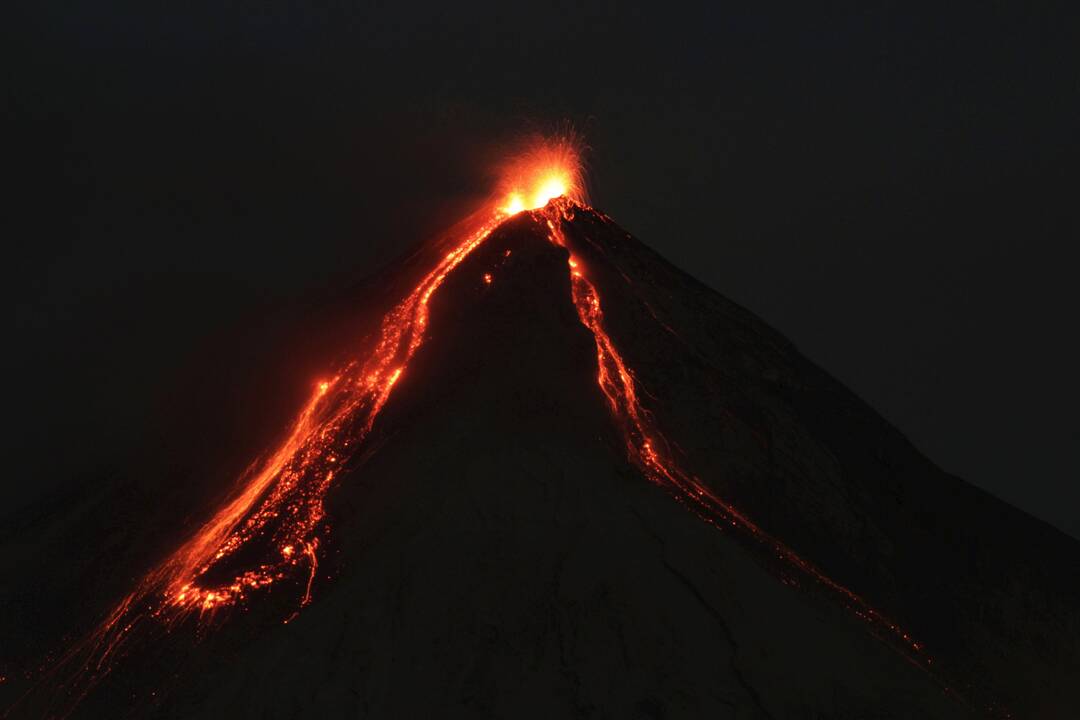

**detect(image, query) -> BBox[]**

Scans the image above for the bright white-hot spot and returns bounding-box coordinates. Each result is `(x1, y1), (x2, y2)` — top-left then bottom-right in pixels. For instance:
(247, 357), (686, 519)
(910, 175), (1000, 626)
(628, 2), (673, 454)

(497, 134), (585, 215)
(502, 174), (571, 214)
(504, 194), (526, 215)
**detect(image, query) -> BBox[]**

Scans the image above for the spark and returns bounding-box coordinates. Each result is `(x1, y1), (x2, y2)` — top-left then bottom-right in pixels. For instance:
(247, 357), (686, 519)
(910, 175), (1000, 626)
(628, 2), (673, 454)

(498, 133), (586, 214)
(501, 175), (570, 214)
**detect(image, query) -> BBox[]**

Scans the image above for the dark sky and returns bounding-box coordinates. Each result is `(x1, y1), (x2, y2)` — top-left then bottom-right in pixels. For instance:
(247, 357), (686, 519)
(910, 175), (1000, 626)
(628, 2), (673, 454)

(8, 2), (1079, 537)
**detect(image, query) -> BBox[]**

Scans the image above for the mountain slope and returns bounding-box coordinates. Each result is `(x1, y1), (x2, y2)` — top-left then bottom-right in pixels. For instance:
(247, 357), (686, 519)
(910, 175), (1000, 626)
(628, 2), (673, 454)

(553, 205), (1080, 716)
(5, 202), (1078, 719)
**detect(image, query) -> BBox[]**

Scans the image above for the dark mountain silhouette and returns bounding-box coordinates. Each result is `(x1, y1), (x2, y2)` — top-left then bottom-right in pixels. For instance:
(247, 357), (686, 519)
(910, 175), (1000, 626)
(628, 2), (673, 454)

(3, 200), (1078, 719)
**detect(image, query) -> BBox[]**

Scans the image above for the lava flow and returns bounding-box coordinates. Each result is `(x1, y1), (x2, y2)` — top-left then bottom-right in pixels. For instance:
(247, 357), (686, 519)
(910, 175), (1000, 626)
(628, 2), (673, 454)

(32, 216), (502, 711)
(19, 142), (586, 718)
(21, 137), (955, 717)
(538, 199), (938, 678)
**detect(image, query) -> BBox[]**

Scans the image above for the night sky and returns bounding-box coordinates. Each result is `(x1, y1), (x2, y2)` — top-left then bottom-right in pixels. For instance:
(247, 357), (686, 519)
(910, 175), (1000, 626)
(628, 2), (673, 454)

(8, 3), (1079, 537)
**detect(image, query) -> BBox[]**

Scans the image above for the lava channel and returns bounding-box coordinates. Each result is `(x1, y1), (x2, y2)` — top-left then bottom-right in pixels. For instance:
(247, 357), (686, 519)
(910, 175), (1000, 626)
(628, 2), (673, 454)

(539, 198), (943, 685)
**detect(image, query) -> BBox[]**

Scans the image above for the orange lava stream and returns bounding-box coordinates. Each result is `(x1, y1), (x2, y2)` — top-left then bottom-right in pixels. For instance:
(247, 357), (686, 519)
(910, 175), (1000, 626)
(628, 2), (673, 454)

(540, 200), (934, 672)
(34, 213), (505, 715)
(23, 137), (588, 718)
(153, 215), (501, 616)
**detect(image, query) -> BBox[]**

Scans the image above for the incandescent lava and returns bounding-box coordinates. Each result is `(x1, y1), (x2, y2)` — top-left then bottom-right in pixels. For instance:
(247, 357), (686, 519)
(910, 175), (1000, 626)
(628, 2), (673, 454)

(10, 138), (1060, 719)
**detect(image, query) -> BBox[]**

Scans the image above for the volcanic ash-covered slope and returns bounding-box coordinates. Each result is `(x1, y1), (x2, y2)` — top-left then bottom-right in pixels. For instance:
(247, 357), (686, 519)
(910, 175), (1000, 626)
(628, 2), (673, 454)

(553, 206), (1080, 718)
(120, 207), (1058, 720)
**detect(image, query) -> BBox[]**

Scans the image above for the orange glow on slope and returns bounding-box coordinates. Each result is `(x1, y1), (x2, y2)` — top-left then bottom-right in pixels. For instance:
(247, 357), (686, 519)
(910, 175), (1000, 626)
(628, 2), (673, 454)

(540, 198), (937, 677)
(35, 214), (503, 716)
(29, 138), (587, 717)
(156, 217), (495, 608)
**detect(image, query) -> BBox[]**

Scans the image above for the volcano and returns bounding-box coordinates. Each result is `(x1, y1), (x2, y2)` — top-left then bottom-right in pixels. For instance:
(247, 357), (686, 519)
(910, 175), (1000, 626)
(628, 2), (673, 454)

(3, 178), (1079, 719)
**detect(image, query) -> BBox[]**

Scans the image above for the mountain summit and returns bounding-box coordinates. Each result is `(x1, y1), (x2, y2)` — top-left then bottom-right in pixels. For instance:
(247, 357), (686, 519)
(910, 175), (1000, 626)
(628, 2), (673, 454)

(4, 195), (1078, 719)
